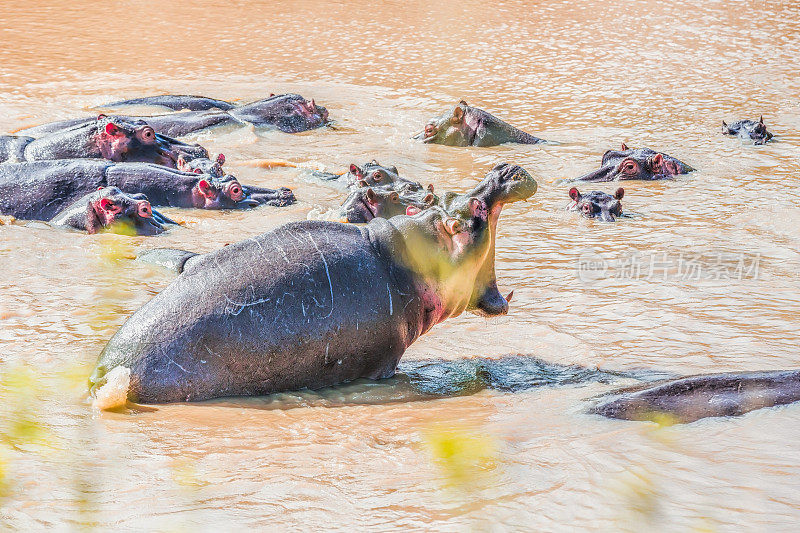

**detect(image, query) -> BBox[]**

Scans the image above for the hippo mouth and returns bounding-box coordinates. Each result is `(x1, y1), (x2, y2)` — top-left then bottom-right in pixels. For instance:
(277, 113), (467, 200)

(346, 198), (375, 223)
(135, 216), (166, 236)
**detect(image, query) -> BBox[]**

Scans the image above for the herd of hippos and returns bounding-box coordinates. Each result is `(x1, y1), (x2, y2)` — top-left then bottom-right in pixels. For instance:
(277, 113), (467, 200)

(1, 92), (796, 423)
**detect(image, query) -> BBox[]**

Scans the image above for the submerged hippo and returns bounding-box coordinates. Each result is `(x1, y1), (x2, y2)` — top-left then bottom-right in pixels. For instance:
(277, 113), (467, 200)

(568, 187), (624, 222)
(0, 115), (207, 167)
(722, 116), (773, 145)
(88, 163), (537, 404)
(591, 370), (800, 424)
(0, 160), (294, 221)
(313, 160), (424, 192)
(176, 153), (226, 178)
(415, 101), (545, 147)
(50, 187), (173, 235)
(20, 94), (329, 138)
(572, 144), (694, 182)
(340, 184), (437, 223)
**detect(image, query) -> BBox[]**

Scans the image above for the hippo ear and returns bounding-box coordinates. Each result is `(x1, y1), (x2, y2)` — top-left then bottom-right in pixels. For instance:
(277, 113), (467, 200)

(423, 193), (435, 205)
(451, 106), (465, 124)
(620, 142), (629, 151)
(349, 164), (362, 177)
(759, 115), (764, 125)
(649, 153), (664, 171)
(614, 187), (625, 200)
(365, 188), (377, 203)
(458, 100), (468, 107)
(216, 153), (225, 165)
(198, 179), (212, 195)
(721, 120), (729, 133)
(99, 197), (114, 210)
(269, 93), (275, 97)
(105, 122), (119, 135)
(568, 187), (580, 201)
(427, 183), (434, 193)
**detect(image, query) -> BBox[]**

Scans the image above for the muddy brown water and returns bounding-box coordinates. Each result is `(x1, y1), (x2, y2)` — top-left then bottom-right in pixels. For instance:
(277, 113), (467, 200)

(1, 0), (800, 530)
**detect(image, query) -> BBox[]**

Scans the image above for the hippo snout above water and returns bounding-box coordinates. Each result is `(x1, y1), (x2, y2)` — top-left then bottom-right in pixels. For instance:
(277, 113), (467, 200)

(568, 187), (624, 222)
(88, 163), (537, 404)
(572, 144), (693, 182)
(722, 116), (773, 145)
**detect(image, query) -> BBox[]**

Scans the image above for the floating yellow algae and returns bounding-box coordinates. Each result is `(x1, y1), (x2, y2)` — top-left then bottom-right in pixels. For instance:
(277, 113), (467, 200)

(91, 366), (130, 411)
(422, 424), (500, 490)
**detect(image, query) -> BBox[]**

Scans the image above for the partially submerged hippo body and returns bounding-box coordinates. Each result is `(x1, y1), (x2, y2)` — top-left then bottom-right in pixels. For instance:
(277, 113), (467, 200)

(416, 101), (545, 147)
(89, 163), (537, 403)
(20, 94), (329, 138)
(572, 144), (694, 182)
(591, 370), (800, 424)
(0, 160), (294, 221)
(50, 187), (174, 235)
(0, 115), (207, 167)
(722, 116), (773, 145)
(567, 187), (624, 222)
(314, 161), (423, 192)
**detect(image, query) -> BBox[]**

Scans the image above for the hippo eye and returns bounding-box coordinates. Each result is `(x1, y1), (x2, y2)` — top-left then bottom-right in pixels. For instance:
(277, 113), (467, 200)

(371, 171), (383, 182)
(136, 126), (156, 144)
(226, 182), (244, 202)
(137, 201), (152, 218)
(389, 192), (400, 203)
(622, 160), (637, 173)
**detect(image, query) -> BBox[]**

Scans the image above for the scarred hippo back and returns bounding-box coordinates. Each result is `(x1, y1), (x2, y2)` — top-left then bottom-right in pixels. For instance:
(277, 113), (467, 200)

(91, 220), (423, 403)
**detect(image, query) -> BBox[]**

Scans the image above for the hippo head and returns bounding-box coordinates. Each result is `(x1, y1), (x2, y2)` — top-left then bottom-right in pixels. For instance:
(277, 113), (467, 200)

(87, 187), (165, 236)
(722, 116), (773, 145)
(177, 153), (226, 178)
(574, 144), (693, 182)
(345, 160), (405, 188)
(418, 101), (476, 146)
(385, 163), (537, 327)
(94, 115), (157, 161)
(263, 94), (329, 133)
(342, 184), (436, 223)
(568, 187), (624, 222)
(191, 175), (257, 209)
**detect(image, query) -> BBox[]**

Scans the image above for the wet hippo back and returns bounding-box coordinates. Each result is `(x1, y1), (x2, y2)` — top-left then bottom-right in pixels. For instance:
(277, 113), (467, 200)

(92, 220), (421, 403)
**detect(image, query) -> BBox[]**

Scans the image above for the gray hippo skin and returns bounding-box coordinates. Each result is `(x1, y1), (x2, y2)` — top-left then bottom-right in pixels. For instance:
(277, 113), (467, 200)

(568, 187), (624, 222)
(0, 115), (208, 167)
(88, 163), (537, 403)
(104, 95), (236, 111)
(591, 370), (800, 424)
(722, 116), (773, 145)
(50, 187), (172, 235)
(0, 160), (294, 221)
(20, 94), (329, 138)
(572, 143), (694, 182)
(313, 160), (426, 193)
(416, 101), (545, 147)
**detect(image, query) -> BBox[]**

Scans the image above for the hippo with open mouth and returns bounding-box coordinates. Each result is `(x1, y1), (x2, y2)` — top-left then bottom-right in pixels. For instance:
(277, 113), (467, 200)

(50, 187), (174, 235)
(415, 101), (546, 147)
(567, 187), (624, 222)
(0, 115), (207, 167)
(722, 116), (773, 145)
(571, 144), (694, 182)
(19, 94), (329, 138)
(88, 163), (537, 404)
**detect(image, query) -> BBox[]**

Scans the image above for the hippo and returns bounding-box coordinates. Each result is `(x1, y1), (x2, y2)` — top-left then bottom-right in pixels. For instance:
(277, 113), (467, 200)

(415, 101), (545, 147)
(176, 153), (226, 178)
(590, 370), (800, 424)
(722, 116), (773, 145)
(0, 115), (208, 167)
(0, 160), (295, 221)
(104, 95), (236, 112)
(571, 144), (694, 182)
(312, 160), (425, 192)
(87, 163), (537, 404)
(19, 94), (329, 138)
(340, 184), (437, 223)
(50, 187), (173, 235)
(567, 187), (624, 222)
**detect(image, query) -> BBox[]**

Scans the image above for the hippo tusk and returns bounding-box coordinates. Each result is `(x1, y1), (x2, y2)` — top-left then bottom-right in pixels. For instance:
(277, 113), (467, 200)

(506, 290), (514, 303)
